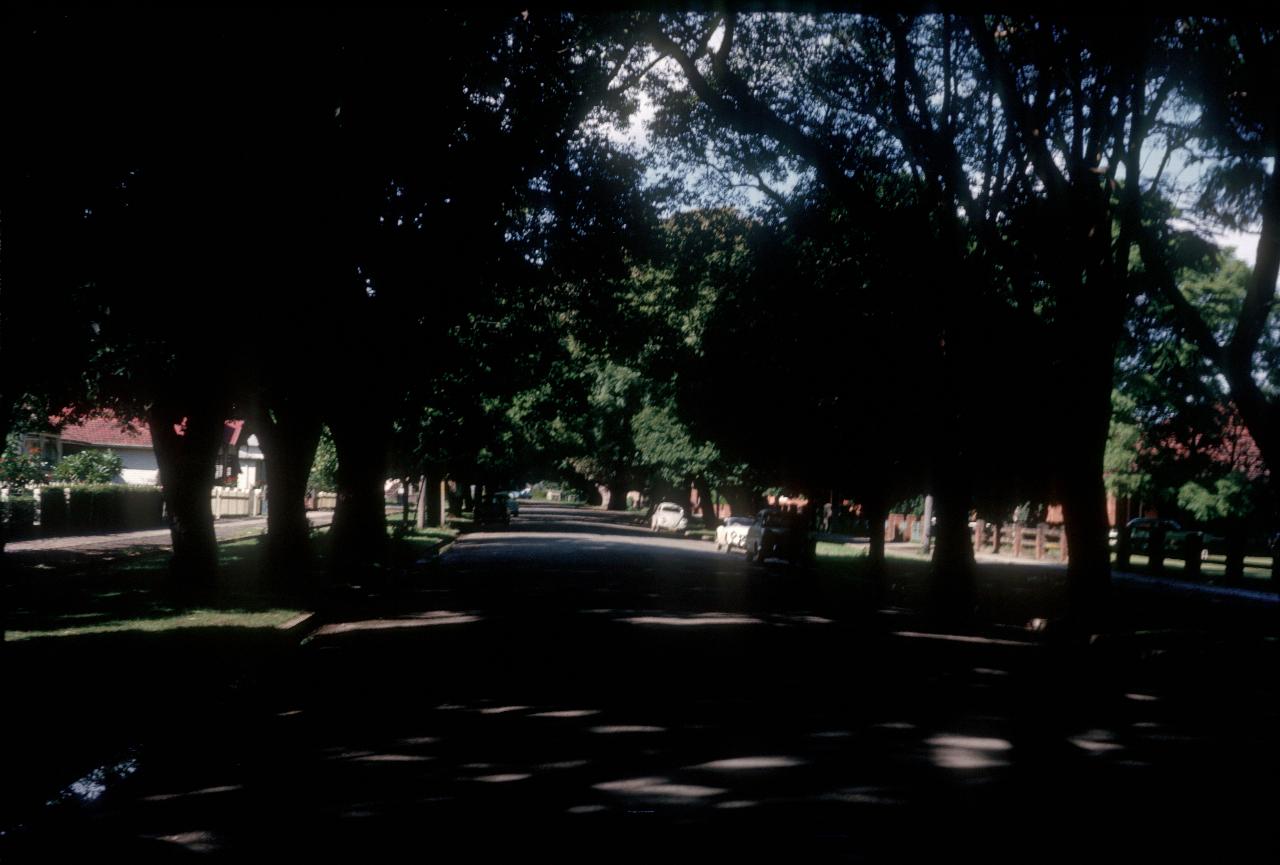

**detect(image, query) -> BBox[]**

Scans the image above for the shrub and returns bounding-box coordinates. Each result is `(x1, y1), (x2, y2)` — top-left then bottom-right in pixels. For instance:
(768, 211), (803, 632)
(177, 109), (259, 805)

(68, 484), (112, 532)
(52, 449), (123, 484)
(2, 494), (38, 541)
(39, 487), (69, 535)
(308, 426), (338, 493)
(1, 450), (51, 487)
(121, 486), (165, 530)
(65, 484), (163, 533)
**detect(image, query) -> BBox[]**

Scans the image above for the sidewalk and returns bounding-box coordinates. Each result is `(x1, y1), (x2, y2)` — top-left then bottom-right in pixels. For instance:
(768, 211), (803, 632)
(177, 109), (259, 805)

(6, 510), (334, 555)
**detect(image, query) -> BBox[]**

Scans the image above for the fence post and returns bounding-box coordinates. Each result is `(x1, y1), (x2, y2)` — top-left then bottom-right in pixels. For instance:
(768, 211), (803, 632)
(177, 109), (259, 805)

(1035, 524), (1046, 560)
(973, 519), (985, 554)
(1058, 525), (1068, 563)
(992, 522), (1003, 555)
(1183, 532), (1202, 580)
(1149, 523), (1166, 576)
(1012, 522), (1023, 558)
(1115, 525), (1131, 571)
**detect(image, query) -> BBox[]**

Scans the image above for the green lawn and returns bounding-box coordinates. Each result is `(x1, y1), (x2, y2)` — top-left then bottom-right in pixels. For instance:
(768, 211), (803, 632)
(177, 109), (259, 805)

(5, 522), (456, 642)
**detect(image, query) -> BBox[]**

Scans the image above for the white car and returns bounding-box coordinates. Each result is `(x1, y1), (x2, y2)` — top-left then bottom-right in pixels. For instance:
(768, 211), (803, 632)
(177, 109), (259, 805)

(650, 502), (688, 534)
(715, 516), (754, 552)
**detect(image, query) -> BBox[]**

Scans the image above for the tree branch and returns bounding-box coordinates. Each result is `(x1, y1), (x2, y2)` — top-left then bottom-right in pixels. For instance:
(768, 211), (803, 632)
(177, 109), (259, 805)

(967, 15), (1069, 199)
(641, 17), (871, 207)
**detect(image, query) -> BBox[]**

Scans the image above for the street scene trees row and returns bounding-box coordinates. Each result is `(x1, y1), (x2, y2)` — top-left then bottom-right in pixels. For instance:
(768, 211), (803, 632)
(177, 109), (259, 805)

(3, 9), (1276, 631)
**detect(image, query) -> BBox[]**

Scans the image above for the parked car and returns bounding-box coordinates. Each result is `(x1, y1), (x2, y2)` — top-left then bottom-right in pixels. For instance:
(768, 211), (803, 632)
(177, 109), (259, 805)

(503, 493), (520, 518)
(715, 516), (754, 552)
(744, 508), (811, 565)
(1119, 517), (1224, 560)
(650, 502), (688, 534)
(474, 492), (511, 527)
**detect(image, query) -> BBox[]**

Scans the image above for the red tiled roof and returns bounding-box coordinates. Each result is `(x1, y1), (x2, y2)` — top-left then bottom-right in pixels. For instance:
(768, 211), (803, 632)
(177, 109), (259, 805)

(55, 413), (247, 450)
(58, 416), (153, 448)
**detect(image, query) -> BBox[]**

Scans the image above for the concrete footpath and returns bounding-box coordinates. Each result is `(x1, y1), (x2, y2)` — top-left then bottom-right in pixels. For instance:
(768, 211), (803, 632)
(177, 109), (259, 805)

(5, 510), (335, 555)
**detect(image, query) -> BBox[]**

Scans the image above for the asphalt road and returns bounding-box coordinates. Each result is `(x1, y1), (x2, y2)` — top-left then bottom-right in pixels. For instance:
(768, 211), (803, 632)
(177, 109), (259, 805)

(6, 503), (1277, 862)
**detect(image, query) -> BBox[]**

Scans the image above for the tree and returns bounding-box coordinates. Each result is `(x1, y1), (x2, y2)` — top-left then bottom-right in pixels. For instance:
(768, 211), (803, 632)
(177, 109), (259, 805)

(51, 450), (123, 485)
(1136, 19), (1279, 510)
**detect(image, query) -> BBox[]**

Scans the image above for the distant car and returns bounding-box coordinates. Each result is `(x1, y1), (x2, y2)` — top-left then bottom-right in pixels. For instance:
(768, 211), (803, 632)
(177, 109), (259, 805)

(474, 492), (511, 527)
(650, 502), (688, 534)
(744, 508), (811, 565)
(715, 516), (754, 552)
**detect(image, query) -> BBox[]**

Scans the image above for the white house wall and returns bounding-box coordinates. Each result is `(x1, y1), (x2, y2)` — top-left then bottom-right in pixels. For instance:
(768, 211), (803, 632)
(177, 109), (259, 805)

(117, 449), (159, 485)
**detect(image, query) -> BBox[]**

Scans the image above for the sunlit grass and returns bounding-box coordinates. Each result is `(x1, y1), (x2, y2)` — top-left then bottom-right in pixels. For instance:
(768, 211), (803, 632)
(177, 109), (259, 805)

(6, 608), (302, 641)
(815, 541), (865, 559)
(1117, 553), (1272, 582)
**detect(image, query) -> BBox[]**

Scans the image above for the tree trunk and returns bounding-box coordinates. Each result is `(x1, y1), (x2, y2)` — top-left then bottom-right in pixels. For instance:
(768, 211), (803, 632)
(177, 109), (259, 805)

(150, 403), (224, 598)
(427, 470), (445, 527)
(606, 475), (628, 510)
(415, 474), (427, 531)
(1224, 528), (1246, 586)
(255, 406), (321, 586)
(695, 475), (719, 528)
(329, 411), (389, 576)
(929, 452), (976, 627)
(864, 490), (888, 605)
(1055, 249), (1124, 634)
(721, 484), (755, 519)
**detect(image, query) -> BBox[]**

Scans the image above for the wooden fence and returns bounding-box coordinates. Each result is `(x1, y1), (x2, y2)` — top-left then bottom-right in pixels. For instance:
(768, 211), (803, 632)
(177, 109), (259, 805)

(306, 491), (337, 510)
(972, 519), (1068, 563)
(885, 514), (1068, 563)
(210, 487), (266, 519)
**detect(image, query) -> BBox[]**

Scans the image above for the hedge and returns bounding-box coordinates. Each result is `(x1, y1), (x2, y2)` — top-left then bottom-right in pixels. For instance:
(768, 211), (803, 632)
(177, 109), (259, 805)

(39, 487), (69, 535)
(65, 485), (166, 534)
(2, 494), (37, 541)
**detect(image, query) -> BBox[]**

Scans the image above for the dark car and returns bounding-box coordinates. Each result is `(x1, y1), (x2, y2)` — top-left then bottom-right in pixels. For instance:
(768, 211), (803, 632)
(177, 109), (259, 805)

(474, 492), (511, 527)
(744, 508), (812, 566)
(1119, 517), (1224, 560)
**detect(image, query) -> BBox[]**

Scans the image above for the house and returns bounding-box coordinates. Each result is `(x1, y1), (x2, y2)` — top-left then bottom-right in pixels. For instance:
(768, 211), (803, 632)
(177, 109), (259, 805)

(25, 413), (265, 489)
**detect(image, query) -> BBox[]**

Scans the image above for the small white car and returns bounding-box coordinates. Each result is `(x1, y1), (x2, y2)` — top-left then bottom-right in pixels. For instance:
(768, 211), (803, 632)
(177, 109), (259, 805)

(715, 516), (754, 552)
(650, 502), (688, 534)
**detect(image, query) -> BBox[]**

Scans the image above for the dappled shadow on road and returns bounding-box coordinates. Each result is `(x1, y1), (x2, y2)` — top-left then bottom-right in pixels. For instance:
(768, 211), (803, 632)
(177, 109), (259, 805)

(9, 607), (1277, 862)
(7, 506), (1279, 862)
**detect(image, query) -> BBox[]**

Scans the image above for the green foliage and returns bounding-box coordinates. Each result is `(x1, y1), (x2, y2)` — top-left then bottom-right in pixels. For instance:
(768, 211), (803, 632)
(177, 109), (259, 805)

(64, 484), (165, 533)
(52, 449), (123, 484)
(891, 495), (925, 517)
(39, 487), (69, 534)
(1177, 472), (1263, 523)
(1, 493), (38, 540)
(1104, 391), (1155, 500)
(1, 435), (51, 487)
(308, 426), (339, 493)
